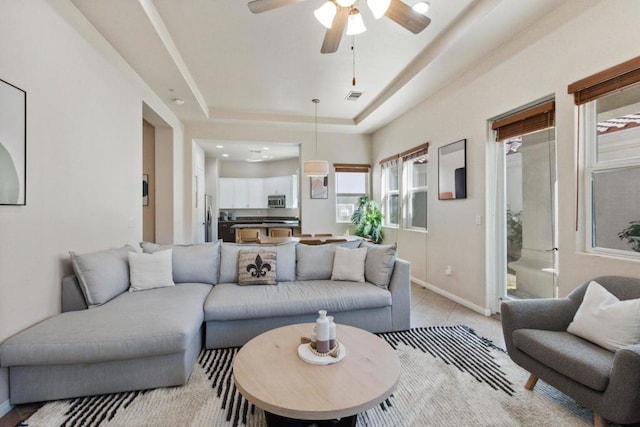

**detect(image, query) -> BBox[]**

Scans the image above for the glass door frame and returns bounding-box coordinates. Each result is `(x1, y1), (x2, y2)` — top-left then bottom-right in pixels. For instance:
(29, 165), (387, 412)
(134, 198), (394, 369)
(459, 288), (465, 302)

(486, 118), (559, 314)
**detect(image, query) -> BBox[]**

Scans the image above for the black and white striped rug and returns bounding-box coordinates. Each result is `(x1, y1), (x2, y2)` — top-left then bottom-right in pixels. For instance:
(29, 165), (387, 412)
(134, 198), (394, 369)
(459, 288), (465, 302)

(22, 326), (591, 427)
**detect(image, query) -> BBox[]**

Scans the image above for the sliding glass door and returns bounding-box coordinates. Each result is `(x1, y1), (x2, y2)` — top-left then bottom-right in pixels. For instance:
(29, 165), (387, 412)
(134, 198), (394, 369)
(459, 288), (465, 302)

(504, 128), (557, 300)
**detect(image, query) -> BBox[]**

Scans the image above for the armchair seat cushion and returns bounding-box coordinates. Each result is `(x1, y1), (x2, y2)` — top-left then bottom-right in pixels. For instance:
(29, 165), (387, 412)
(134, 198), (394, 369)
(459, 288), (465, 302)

(513, 329), (615, 391)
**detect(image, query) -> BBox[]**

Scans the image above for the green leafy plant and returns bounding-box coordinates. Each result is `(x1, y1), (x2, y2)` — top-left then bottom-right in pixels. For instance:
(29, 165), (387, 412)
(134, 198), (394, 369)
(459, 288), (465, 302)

(351, 195), (384, 244)
(506, 208), (522, 261)
(618, 220), (640, 252)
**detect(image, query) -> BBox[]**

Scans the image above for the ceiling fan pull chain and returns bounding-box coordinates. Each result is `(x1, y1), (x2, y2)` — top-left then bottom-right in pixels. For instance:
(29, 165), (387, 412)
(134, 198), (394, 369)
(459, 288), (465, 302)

(351, 36), (356, 86)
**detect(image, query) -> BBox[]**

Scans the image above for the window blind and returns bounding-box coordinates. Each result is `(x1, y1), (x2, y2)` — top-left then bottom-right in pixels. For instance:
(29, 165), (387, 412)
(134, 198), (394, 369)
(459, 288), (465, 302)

(379, 154), (400, 167)
(568, 56), (640, 105)
(492, 101), (555, 141)
(401, 143), (429, 162)
(333, 163), (370, 173)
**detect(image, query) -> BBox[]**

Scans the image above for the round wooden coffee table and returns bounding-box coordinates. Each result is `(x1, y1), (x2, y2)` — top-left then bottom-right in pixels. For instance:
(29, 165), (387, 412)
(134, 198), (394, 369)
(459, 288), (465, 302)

(233, 323), (400, 427)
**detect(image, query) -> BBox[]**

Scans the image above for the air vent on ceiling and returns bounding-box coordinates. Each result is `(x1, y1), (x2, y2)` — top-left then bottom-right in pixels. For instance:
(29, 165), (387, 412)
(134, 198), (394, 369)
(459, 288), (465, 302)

(345, 91), (363, 101)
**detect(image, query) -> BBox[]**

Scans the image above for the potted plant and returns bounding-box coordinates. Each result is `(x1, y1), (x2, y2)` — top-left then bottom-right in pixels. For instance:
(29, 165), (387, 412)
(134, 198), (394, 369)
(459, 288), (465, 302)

(618, 220), (640, 252)
(351, 195), (384, 244)
(506, 208), (523, 262)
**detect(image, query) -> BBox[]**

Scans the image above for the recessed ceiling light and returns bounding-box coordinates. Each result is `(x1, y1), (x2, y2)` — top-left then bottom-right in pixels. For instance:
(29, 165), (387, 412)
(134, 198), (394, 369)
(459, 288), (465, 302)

(262, 155), (269, 158)
(263, 147), (270, 150)
(412, 1), (429, 14)
(246, 158), (263, 163)
(216, 145), (224, 148)
(171, 98), (185, 105)
(222, 154), (229, 158)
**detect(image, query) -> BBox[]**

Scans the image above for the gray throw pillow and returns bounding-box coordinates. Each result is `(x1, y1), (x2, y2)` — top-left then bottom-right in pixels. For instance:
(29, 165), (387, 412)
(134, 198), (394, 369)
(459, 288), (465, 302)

(296, 240), (362, 281)
(360, 241), (397, 289)
(237, 250), (277, 285)
(140, 240), (221, 285)
(219, 242), (296, 283)
(69, 245), (136, 307)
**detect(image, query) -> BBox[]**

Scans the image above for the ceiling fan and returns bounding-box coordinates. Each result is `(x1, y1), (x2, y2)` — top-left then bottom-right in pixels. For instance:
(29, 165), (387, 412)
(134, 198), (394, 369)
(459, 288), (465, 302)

(247, 0), (431, 54)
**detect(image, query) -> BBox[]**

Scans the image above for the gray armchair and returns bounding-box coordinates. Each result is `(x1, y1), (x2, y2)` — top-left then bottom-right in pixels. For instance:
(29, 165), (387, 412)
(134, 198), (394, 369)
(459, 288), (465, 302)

(501, 276), (640, 427)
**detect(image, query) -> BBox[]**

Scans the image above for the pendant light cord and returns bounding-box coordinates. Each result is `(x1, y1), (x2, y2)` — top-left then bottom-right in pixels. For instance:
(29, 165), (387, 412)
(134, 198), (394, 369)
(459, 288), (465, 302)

(313, 98), (320, 157)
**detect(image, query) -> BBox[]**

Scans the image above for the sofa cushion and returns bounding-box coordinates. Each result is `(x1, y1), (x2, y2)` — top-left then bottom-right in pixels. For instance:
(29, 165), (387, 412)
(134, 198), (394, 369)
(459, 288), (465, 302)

(238, 250), (277, 285)
(204, 280), (391, 321)
(513, 329), (615, 391)
(567, 280), (640, 352)
(141, 241), (221, 285)
(296, 240), (362, 281)
(331, 247), (367, 282)
(128, 249), (175, 292)
(0, 283), (212, 367)
(220, 242), (295, 283)
(69, 245), (136, 307)
(360, 241), (397, 289)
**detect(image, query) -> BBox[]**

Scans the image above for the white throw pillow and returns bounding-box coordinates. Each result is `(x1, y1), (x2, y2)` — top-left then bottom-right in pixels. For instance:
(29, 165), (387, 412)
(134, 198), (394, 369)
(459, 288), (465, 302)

(331, 246), (367, 282)
(128, 249), (175, 292)
(567, 281), (640, 352)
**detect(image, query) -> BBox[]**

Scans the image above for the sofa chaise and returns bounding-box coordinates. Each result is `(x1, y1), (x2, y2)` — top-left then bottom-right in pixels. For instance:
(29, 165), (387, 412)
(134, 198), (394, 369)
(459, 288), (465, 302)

(0, 240), (410, 404)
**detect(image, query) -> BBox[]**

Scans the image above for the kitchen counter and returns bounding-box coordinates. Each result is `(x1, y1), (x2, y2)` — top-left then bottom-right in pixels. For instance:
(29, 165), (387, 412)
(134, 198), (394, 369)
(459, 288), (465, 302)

(231, 222), (299, 228)
(217, 217), (301, 242)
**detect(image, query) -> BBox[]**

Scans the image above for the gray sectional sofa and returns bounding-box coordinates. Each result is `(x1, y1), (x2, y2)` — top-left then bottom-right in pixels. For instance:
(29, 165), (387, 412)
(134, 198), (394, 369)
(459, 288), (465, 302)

(0, 240), (410, 404)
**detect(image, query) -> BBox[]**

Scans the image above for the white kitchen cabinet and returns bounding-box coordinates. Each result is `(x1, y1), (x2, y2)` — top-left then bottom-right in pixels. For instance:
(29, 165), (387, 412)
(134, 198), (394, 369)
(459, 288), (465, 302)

(264, 175), (297, 207)
(219, 177), (266, 209)
(219, 175), (295, 209)
(233, 178), (250, 208)
(247, 178), (265, 208)
(219, 177), (235, 209)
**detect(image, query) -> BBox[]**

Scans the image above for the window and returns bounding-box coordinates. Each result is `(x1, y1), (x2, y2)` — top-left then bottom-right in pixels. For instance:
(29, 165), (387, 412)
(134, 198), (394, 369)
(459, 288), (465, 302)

(380, 156), (400, 226)
(335, 164), (370, 223)
(406, 158), (427, 229)
(401, 144), (428, 230)
(569, 56), (640, 257)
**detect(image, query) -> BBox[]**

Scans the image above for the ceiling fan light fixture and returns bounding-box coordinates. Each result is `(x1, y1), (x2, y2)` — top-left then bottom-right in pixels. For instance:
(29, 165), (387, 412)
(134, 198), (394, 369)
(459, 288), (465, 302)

(346, 9), (366, 35)
(367, 0), (391, 19)
(336, 0), (357, 7)
(314, 1), (337, 29)
(412, 1), (430, 15)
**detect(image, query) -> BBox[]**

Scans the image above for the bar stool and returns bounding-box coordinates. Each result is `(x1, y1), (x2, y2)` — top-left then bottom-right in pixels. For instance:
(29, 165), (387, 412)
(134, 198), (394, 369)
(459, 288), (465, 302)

(270, 228), (292, 237)
(238, 229), (260, 243)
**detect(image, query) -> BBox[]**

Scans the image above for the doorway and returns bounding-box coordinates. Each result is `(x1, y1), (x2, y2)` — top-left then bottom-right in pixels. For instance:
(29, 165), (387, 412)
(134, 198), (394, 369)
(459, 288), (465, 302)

(489, 101), (558, 312)
(504, 129), (557, 300)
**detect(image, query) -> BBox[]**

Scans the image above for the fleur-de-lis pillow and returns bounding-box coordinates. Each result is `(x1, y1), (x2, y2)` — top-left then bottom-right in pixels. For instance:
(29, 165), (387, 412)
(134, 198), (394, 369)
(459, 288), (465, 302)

(237, 250), (277, 285)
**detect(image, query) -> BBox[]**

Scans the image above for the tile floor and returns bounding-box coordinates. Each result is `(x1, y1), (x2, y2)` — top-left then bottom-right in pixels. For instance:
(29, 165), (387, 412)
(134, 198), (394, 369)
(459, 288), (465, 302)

(0, 283), (506, 427)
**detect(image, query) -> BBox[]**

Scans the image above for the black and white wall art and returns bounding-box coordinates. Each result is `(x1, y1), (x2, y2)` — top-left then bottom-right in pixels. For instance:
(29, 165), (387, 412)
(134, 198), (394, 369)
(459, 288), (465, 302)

(0, 78), (26, 205)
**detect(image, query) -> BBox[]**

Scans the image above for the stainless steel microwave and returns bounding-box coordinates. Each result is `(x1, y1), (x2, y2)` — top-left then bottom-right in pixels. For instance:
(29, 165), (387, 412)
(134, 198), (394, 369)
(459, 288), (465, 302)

(267, 195), (286, 208)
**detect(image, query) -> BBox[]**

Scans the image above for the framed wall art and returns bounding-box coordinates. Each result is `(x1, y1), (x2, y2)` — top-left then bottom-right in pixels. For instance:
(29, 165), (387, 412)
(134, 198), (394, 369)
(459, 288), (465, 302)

(310, 176), (328, 199)
(142, 174), (149, 206)
(438, 139), (467, 200)
(0, 78), (26, 205)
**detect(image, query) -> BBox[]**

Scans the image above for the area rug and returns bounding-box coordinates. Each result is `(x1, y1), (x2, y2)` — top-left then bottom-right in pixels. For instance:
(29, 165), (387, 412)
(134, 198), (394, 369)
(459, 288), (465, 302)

(22, 326), (592, 427)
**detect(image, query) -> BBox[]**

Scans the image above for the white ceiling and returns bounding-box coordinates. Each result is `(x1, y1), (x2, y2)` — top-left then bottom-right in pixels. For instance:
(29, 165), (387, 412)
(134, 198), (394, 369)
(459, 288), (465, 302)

(71, 0), (565, 146)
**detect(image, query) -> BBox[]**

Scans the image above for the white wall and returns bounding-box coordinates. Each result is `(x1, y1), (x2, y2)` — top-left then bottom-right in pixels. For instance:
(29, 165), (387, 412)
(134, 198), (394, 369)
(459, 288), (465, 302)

(0, 0), (185, 409)
(372, 0), (640, 311)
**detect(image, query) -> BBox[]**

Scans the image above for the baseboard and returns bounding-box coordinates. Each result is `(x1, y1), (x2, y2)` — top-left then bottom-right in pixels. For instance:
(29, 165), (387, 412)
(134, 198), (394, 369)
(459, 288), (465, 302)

(414, 279), (492, 317)
(0, 399), (13, 418)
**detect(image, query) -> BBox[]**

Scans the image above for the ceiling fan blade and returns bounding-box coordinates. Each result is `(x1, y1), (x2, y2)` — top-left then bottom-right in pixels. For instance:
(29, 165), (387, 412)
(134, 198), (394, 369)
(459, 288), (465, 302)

(385, 0), (431, 34)
(320, 6), (349, 54)
(247, 0), (305, 14)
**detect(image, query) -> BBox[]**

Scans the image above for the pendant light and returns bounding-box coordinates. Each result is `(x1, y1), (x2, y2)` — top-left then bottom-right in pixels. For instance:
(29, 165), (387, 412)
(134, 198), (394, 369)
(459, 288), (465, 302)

(303, 99), (329, 177)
